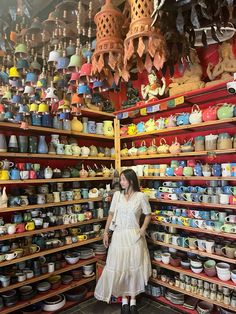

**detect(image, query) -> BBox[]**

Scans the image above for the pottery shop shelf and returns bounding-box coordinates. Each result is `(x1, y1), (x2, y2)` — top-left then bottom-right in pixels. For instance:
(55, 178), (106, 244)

(0, 177), (113, 185)
(0, 197), (103, 213)
(147, 295), (197, 314)
(148, 239), (236, 264)
(0, 236), (103, 268)
(120, 117), (236, 140)
(0, 122), (114, 141)
(150, 221), (236, 240)
(149, 198), (236, 210)
(121, 148), (236, 160)
(149, 278), (236, 313)
(0, 218), (107, 241)
(0, 152), (115, 160)
(152, 261), (236, 290)
(139, 176), (236, 181)
(0, 257), (98, 294)
(0, 275), (96, 314)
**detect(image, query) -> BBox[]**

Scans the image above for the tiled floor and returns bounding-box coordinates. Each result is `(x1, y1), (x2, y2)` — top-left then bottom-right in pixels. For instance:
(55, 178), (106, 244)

(61, 296), (181, 314)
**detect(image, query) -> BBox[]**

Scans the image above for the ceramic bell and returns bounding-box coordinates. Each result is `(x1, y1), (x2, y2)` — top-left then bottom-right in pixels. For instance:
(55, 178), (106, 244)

(15, 43), (28, 59)
(45, 84), (58, 101)
(48, 47), (61, 64)
(68, 47), (82, 70)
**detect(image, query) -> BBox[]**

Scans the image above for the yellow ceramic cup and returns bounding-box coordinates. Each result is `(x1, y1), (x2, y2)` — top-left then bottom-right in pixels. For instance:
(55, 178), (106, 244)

(77, 235), (88, 241)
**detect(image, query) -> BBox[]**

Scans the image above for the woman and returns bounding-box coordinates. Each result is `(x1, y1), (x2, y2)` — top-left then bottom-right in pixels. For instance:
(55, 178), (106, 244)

(94, 169), (152, 314)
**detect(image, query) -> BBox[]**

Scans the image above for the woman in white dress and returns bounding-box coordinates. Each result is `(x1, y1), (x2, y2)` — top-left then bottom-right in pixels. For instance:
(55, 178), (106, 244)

(94, 169), (152, 314)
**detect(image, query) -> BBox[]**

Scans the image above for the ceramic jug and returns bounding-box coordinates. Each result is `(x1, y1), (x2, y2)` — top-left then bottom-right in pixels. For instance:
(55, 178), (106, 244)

(44, 166), (53, 179)
(51, 134), (60, 147)
(38, 136), (48, 154)
(0, 187), (8, 208)
(28, 136), (38, 153)
(103, 120), (114, 137)
(88, 121), (96, 134)
(96, 122), (104, 135)
(56, 143), (65, 155)
(71, 117), (83, 132)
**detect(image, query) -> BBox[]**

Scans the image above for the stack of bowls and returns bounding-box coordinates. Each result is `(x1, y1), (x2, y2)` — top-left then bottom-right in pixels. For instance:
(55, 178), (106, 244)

(231, 269), (236, 283)
(216, 262), (231, 281)
(190, 259), (203, 274)
(197, 301), (214, 314)
(77, 248), (94, 259)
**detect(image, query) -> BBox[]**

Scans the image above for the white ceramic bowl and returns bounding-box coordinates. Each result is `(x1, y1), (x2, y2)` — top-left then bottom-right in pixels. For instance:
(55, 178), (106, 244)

(217, 272), (231, 281)
(191, 267), (203, 274)
(43, 294), (65, 311)
(65, 253), (80, 265)
(190, 260), (202, 268)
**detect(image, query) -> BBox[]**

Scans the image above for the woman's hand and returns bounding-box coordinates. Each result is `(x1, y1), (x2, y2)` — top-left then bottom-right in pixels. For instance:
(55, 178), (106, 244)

(140, 226), (147, 238)
(103, 233), (109, 248)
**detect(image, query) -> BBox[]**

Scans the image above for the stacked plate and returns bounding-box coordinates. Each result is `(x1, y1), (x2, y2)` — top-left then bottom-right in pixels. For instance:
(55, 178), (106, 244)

(165, 289), (184, 305)
(42, 294), (66, 312)
(77, 248), (94, 259)
(90, 243), (107, 255)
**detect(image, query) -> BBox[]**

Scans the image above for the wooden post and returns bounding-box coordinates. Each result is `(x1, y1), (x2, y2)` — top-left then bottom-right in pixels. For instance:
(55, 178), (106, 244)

(114, 117), (121, 172)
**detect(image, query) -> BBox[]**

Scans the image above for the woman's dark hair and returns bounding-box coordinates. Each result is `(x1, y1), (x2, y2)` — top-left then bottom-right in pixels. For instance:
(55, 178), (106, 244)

(119, 169), (140, 192)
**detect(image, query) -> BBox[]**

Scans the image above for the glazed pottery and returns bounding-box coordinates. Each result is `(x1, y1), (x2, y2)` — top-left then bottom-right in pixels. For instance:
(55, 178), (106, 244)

(38, 136), (48, 154)
(103, 120), (114, 137)
(71, 117), (83, 132)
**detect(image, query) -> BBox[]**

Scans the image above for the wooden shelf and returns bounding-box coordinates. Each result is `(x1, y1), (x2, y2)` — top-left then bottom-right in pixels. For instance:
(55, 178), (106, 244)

(0, 275), (96, 314)
(147, 295), (197, 314)
(139, 176), (236, 181)
(152, 261), (236, 290)
(80, 108), (115, 118)
(0, 177), (113, 185)
(150, 221), (236, 240)
(148, 239), (236, 264)
(40, 291), (94, 314)
(0, 197), (103, 213)
(0, 152), (115, 160)
(0, 257), (98, 293)
(0, 218), (107, 241)
(0, 236), (103, 267)
(0, 122), (114, 140)
(121, 148), (236, 160)
(149, 198), (236, 210)
(150, 278), (236, 313)
(120, 117), (236, 140)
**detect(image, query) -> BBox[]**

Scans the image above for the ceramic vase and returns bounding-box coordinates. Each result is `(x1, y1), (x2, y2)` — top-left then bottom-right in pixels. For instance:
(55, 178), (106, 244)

(71, 117), (83, 132)
(28, 136), (38, 153)
(18, 135), (28, 153)
(38, 136), (48, 154)
(8, 135), (18, 152)
(103, 120), (114, 136)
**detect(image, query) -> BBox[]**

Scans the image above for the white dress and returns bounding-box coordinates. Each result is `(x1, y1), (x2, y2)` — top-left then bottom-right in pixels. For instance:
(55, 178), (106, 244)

(94, 191), (152, 303)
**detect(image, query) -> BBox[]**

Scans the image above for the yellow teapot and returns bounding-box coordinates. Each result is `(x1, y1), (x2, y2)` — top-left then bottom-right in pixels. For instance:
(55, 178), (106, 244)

(127, 123), (137, 136)
(145, 118), (156, 132)
(120, 144), (129, 157)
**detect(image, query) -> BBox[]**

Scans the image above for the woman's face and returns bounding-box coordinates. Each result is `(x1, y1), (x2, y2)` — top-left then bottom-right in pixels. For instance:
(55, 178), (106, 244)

(120, 174), (130, 191)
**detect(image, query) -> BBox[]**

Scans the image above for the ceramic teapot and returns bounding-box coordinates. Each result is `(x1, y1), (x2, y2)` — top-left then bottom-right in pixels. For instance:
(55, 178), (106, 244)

(156, 117), (165, 130)
(104, 147), (111, 157)
(94, 163), (103, 176)
(127, 123), (137, 136)
(217, 104), (234, 120)
(81, 146), (90, 157)
(87, 166), (96, 177)
(109, 164), (115, 177)
(64, 144), (73, 155)
(169, 137), (181, 154)
(128, 142), (138, 156)
(165, 115), (176, 128)
(44, 166), (53, 179)
(147, 139), (157, 155)
(90, 145), (98, 156)
(145, 118), (156, 132)
(70, 167), (79, 178)
(189, 104), (202, 124)
(102, 165), (111, 177)
(137, 121), (145, 133)
(157, 138), (169, 154)
(71, 144), (81, 156)
(181, 138), (194, 152)
(202, 106), (217, 122)
(89, 188), (99, 198)
(176, 113), (190, 126)
(79, 164), (88, 178)
(0, 159), (14, 170)
(120, 125), (128, 136)
(53, 168), (62, 178)
(137, 140), (148, 156)
(120, 144), (129, 157)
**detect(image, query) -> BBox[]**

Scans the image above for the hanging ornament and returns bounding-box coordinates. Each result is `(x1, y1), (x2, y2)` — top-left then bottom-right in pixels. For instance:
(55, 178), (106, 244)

(123, 0), (167, 75)
(92, 0), (124, 84)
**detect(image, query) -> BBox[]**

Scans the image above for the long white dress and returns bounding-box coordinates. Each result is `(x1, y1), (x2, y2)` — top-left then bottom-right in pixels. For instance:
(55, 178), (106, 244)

(94, 191), (152, 303)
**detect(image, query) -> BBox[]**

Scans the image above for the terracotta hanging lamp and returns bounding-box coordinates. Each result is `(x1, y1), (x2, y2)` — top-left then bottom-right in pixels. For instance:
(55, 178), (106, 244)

(92, 0), (124, 84)
(124, 0), (166, 74)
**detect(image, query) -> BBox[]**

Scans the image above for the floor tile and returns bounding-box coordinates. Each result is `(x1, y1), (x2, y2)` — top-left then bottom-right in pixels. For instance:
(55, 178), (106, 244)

(158, 305), (182, 314)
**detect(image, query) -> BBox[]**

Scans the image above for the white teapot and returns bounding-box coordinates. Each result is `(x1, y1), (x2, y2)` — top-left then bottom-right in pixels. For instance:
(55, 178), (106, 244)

(81, 146), (90, 157)
(71, 145), (81, 156)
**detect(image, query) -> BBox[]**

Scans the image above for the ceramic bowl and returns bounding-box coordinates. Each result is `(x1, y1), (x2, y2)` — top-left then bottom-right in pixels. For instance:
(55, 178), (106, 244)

(65, 285), (87, 301)
(36, 281), (51, 292)
(191, 266), (203, 274)
(217, 272), (231, 281)
(48, 275), (61, 289)
(204, 267), (216, 277)
(204, 260), (216, 269)
(180, 259), (190, 269)
(190, 259), (202, 268)
(170, 256), (181, 267)
(61, 274), (73, 285)
(19, 285), (33, 295)
(65, 253), (80, 265)
(70, 269), (83, 280)
(43, 294), (65, 311)
(197, 301), (213, 314)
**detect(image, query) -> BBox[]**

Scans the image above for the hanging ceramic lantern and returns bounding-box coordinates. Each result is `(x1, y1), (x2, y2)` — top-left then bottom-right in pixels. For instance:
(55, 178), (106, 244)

(123, 0), (166, 74)
(92, 0), (124, 82)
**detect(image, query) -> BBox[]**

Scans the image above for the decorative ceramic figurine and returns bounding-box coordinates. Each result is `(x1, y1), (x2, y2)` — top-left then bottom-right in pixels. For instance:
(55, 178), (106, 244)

(141, 72), (166, 101)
